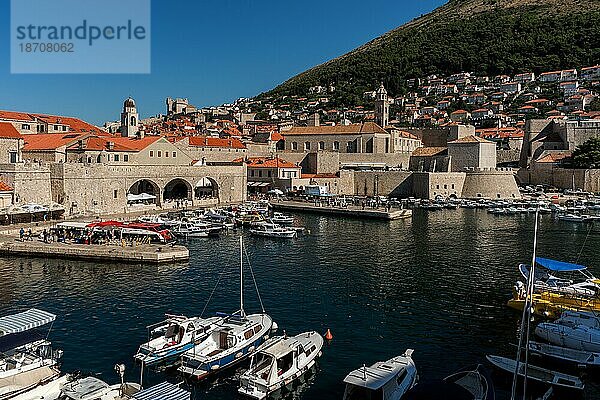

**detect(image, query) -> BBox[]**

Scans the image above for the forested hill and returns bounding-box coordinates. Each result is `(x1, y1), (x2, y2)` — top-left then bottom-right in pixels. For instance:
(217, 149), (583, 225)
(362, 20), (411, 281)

(264, 0), (600, 104)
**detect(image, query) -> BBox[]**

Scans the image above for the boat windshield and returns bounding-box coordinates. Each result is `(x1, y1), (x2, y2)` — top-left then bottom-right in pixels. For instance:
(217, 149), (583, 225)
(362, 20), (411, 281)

(343, 384), (383, 400)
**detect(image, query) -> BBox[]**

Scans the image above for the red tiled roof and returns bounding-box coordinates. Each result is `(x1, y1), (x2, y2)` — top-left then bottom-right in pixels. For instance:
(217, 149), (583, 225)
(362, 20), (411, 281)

(0, 122), (22, 139)
(536, 152), (571, 163)
(23, 133), (87, 151)
(189, 136), (246, 149)
(233, 157), (299, 169)
(0, 181), (13, 191)
(0, 110), (106, 135)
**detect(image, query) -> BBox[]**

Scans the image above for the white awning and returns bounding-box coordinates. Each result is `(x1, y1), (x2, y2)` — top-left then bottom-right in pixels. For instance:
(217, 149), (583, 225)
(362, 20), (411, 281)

(247, 182), (270, 187)
(0, 309), (56, 336)
(127, 193), (157, 201)
(132, 382), (190, 400)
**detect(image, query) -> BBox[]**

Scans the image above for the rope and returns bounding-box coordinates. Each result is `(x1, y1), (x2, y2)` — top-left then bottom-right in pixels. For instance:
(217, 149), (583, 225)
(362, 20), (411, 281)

(575, 223), (593, 264)
(200, 264), (228, 318)
(243, 243), (265, 313)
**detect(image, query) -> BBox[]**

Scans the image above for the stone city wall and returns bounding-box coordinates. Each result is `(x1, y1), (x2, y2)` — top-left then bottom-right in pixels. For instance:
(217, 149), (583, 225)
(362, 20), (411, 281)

(0, 163), (52, 205)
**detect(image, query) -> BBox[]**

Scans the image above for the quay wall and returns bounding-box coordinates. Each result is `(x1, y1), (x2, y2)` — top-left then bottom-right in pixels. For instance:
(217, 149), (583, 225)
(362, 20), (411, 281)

(520, 166), (600, 192)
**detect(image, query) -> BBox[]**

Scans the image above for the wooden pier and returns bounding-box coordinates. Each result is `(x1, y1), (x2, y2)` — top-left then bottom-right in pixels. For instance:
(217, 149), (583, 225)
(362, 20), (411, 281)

(272, 201), (412, 220)
(0, 239), (189, 264)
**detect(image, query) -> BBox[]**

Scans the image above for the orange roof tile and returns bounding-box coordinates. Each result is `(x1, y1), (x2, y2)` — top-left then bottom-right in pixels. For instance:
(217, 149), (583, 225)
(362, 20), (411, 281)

(23, 133), (87, 151)
(0, 122), (22, 139)
(0, 181), (12, 191)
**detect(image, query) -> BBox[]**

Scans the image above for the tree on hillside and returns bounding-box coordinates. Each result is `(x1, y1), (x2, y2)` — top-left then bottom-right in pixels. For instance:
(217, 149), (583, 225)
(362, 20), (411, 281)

(572, 137), (600, 168)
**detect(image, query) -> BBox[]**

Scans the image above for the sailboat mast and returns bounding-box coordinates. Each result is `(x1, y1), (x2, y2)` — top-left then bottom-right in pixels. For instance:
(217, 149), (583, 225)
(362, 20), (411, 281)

(240, 235), (245, 317)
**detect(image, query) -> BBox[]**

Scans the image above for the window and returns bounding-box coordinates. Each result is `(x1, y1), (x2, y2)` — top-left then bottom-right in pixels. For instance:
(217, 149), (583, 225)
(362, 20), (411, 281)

(114, 154), (120, 161)
(62, 126), (67, 131)
(250, 170), (255, 177)
(157, 151), (162, 157)
(172, 152), (177, 157)
(291, 142), (298, 151)
(444, 184), (447, 189)
(333, 141), (339, 151)
(113, 189), (118, 199)
(244, 329), (254, 340)
(318, 141), (325, 151)
(436, 184), (440, 189)
(9, 151), (17, 163)
(124, 154), (129, 162)
(54, 125), (59, 130)
(150, 151), (154, 157)
(304, 142), (311, 151)
(21, 124), (30, 130)
(165, 151), (169, 157)
(258, 170), (263, 177)
(451, 184), (455, 189)
(267, 170), (272, 177)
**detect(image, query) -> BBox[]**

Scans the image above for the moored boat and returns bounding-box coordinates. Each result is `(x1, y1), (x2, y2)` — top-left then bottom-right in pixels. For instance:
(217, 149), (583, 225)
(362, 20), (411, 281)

(403, 364), (494, 400)
(238, 331), (323, 399)
(485, 354), (584, 390)
(342, 349), (417, 400)
(528, 340), (600, 367)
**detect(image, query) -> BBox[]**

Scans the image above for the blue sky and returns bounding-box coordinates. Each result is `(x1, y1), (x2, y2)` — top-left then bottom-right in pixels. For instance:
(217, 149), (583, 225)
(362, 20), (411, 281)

(0, 0), (446, 125)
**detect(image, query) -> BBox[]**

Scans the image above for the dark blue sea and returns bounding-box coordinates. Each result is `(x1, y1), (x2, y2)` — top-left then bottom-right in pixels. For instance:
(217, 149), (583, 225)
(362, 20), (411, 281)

(1, 209), (599, 399)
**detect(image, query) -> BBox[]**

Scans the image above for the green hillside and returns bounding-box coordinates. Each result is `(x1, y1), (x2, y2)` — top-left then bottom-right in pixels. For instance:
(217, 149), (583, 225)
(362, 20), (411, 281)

(264, 0), (600, 104)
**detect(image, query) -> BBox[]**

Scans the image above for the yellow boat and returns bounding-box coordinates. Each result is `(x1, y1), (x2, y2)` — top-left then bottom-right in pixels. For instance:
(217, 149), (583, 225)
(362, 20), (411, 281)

(508, 286), (600, 319)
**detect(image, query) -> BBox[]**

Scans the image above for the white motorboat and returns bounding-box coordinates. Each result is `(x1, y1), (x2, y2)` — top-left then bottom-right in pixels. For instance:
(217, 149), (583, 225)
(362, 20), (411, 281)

(557, 213), (585, 222)
(535, 320), (600, 352)
(270, 213), (294, 225)
(528, 341), (600, 367)
(518, 257), (600, 297)
(486, 355), (584, 390)
(238, 331), (324, 399)
(56, 366), (190, 400)
(134, 315), (222, 368)
(171, 222), (209, 238)
(249, 223), (296, 239)
(342, 349), (417, 400)
(178, 237), (275, 380)
(0, 309), (63, 400)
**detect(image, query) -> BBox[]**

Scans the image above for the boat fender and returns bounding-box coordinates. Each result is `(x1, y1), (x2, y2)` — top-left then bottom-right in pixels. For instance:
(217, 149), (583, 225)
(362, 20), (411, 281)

(248, 346), (255, 352)
(211, 365), (220, 370)
(271, 321), (279, 332)
(236, 352), (243, 358)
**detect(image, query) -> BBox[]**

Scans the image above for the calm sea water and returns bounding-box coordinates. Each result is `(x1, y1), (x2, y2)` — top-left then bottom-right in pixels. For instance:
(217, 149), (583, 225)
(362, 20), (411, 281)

(1, 210), (599, 399)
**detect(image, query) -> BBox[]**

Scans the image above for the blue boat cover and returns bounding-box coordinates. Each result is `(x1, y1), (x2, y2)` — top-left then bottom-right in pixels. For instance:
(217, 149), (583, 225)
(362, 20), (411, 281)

(0, 309), (56, 336)
(132, 382), (190, 400)
(535, 257), (587, 272)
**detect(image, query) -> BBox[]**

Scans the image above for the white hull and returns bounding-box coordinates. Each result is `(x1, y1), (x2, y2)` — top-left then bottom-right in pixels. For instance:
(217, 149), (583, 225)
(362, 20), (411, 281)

(535, 323), (600, 352)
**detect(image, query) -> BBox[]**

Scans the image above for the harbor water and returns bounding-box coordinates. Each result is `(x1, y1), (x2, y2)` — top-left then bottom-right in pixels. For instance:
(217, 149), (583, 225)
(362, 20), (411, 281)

(1, 209), (599, 399)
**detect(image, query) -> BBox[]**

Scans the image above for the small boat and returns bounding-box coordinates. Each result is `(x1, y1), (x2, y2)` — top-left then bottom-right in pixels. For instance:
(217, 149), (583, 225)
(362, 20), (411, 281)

(557, 213), (585, 222)
(178, 237), (275, 380)
(518, 258), (600, 297)
(485, 355), (584, 390)
(0, 309), (63, 400)
(270, 212), (294, 225)
(134, 315), (222, 368)
(238, 331), (324, 399)
(249, 223), (296, 239)
(57, 366), (190, 400)
(528, 341), (600, 367)
(171, 222), (209, 238)
(535, 321), (600, 352)
(342, 349), (417, 400)
(403, 364), (494, 400)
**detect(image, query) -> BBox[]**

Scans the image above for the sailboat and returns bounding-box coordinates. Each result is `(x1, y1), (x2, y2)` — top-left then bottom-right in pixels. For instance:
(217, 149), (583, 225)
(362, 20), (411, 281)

(178, 236), (275, 380)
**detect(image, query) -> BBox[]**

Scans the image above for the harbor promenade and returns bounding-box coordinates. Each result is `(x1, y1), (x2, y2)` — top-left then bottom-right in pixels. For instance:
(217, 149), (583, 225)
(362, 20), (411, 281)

(272, 200), (412, 220)
(0, 236), (189, 264)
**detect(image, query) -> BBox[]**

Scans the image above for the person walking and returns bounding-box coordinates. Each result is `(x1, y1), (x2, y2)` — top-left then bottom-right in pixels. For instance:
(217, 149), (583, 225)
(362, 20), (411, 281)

(19, 227), (24, 241)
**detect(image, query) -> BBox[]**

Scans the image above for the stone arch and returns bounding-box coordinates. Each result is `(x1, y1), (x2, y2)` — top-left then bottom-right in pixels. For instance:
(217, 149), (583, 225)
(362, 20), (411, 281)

(163, 178), (192, 201)
(128, 179), (160, 205)
(194, 177), (219, 200)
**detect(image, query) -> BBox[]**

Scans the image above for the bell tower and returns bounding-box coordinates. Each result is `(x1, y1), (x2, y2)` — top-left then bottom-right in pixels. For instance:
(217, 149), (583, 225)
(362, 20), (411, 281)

(374, 83), (389, 128)
(120, 97), (139, 138)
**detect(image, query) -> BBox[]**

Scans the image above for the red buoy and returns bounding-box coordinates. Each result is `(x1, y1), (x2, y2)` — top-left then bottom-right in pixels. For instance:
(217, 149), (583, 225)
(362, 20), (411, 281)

(325, 328), (333, 341)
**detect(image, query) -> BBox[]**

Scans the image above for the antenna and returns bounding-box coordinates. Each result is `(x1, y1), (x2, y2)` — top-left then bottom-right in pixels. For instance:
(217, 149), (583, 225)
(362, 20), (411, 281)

(240, 235), (245, 318)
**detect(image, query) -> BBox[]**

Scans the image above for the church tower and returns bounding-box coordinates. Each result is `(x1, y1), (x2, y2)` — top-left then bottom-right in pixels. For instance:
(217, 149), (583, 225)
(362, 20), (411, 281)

(120, 97), (139, 138)
(374, 83), (389, 128)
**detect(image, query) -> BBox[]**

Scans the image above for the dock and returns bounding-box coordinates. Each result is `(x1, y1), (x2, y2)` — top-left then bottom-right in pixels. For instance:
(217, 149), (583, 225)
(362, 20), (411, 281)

(0, 238), (189, 264)
(272, 201), (412, 220)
